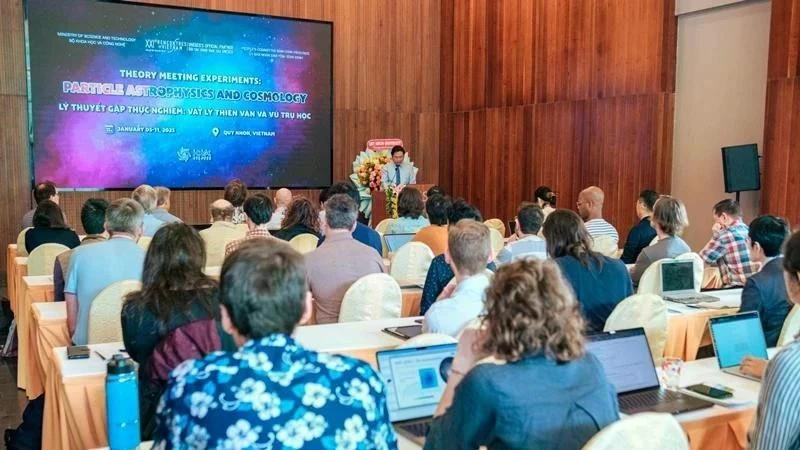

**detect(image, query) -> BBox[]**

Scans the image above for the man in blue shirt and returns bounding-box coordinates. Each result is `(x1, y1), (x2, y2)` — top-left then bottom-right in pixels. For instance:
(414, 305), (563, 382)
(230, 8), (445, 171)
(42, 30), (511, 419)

(380, 145), (417, 187)
(132, 184), (166, 237)
(154, 239), (397, 449)
(621, 189), (659, 264)
(317, 182), (382, 255)
(65, 198), (146, 345)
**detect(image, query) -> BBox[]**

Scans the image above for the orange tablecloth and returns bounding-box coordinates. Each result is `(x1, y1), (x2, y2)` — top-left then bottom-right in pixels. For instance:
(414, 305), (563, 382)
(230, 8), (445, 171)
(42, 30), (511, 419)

(683, 409), (753, 450)
(664, 308), (737, 361)
(17, 278), (54, 393)
(28, 302), (69, 399)
(8, 256), (27, 316)
(401, 288), (422, 317)
(6, 245), (17, 312)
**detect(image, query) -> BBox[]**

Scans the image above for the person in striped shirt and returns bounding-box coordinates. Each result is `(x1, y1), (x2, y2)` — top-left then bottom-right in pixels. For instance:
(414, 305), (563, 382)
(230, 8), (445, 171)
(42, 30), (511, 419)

(748, 230), (800, 450)
(577, 186), (619, 243)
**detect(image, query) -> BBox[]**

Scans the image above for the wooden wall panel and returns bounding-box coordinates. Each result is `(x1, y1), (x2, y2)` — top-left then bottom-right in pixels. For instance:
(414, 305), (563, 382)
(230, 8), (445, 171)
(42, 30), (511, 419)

(766, 0), (800, 79)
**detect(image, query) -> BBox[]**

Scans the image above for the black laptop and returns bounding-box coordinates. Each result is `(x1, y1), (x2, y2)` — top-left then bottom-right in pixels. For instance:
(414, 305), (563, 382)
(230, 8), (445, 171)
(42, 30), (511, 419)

(587, 328), (713, 415)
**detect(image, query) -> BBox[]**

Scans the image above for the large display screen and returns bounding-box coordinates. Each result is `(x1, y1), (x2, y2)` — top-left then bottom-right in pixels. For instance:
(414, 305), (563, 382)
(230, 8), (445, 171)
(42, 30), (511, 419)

(26, 0), (332, 189)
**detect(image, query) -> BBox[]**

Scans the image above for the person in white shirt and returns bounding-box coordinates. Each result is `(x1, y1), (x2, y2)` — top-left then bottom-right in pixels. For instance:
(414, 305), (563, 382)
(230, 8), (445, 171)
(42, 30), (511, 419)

(266, 188), (293, 230)
(380, 145), (417, 187)
(424, 219), (492, 337)
(577, 186), (619, 243)
(497, 203), (547, 264)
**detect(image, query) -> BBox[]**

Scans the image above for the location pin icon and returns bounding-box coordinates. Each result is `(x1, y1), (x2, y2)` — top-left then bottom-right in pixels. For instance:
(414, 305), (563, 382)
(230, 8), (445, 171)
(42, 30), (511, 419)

(211, 127), (219, 137)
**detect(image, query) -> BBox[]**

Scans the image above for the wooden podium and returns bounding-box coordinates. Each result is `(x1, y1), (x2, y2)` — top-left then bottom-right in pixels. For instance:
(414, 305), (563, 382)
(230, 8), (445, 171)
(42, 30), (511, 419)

(371, 184), (434, 225)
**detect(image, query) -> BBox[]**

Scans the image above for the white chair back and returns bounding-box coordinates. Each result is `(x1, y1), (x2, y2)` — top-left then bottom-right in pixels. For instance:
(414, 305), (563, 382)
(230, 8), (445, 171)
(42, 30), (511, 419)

(87, 280), (142, 344)
(604, 294), (668, 362)
(778, 304), (800, 347)
(489, 228), (505, 257)
(638, 253), (703, 295)
(396, 333), (457, 349)
(389, 242), (434, 285)
(591, 235), (619, 258)
(339, 274), (402, 323)
(16, 228), (31, 257)
(27, 243), (70, 276)
(484, 219), (506, 237)
(582, 413), (689, 450)
(288, 233), (319, 254)
(375, 219), (395, 234)
(137, 236), (152, 251)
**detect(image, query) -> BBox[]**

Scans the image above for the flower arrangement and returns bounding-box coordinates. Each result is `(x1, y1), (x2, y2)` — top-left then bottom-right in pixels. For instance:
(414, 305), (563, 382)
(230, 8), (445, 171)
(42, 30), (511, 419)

(352, 150), (391, 192)
(384, 184), (404, 219)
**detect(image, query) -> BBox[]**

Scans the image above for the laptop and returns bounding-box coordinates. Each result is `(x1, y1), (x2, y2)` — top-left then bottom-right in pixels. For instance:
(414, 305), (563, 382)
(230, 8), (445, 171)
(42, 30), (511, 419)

(376, 343), (457, 444)
(709, 312), (769, 381)
(384, 233), (416, 253)
(587, 328), (713, 415)
(661, 260), (719, 305)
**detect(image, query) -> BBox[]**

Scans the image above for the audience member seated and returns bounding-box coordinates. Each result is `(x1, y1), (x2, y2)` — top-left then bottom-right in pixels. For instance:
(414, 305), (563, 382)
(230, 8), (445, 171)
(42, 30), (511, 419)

(317, 187), (329, 236)
(65, 199), (146, 345)
(199, 199), (246, 267)
(305, 194), (385, 324)
(153, 240), (396, 447)
(224, 178), (248, 225)
(21, 180), (60, 229)
(272, 198), (321, 241)
(420, 199), (496, 315)
(621, 189), (659, 264)
(533, 185), (557, 220)
(738, 215), (791, 348)
(699, 199), (756, 288)
(577, 186), (619, 243)
(629, 196), (691, 284)
(746, 230), (800, 449)
(151, 187), (182, 223)
(424, 220), (492, 336)
(426, 259), (619, 449)
(316, 182), (382, 255)
(132, 184), (166, 237)
(496, 203), (547, 264)
(266, 188), (292, 230)
(53, 198), (108, 302)
(544, 210), (633, 332)
(24, 200), (80, 253)
(427, 185), (446, 198)
(412, 194), (451, 255)
(224, 194), (281, 256)
(386, 187), (430, 234)
(121, 223), (219, 438)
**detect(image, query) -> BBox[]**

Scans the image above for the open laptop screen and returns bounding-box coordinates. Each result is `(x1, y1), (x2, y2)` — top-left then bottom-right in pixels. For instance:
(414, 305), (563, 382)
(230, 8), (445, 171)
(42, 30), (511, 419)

(384, 233), (415, 253)
(661, 260), (695, 294)
(376, 343), (457, 422)
(710, 312), (768, 368)
(586, 328), (660, 394)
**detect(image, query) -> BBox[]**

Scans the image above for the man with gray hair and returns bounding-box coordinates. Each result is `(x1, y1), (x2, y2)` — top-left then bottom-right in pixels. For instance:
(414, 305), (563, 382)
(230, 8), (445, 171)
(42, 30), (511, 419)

(152, 186), (182, 224)
(133, 184), (166, 237)
(304, 194), (385, 323)
(199, 199), (246, 266)
(65, 198), (146, 345)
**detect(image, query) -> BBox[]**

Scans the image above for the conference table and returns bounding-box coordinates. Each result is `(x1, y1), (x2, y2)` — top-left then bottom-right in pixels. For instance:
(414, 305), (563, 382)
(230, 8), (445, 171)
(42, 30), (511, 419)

(663, 288), (742, 361)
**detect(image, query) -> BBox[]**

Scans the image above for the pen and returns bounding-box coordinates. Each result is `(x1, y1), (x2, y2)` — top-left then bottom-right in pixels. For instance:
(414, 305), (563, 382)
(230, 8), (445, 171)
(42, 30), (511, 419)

(95, 351), (106, 361)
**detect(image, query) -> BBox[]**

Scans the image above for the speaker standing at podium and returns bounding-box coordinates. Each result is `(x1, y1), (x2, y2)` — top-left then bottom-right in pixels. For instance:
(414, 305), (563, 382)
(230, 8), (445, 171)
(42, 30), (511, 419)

(381, 145), (417, 187)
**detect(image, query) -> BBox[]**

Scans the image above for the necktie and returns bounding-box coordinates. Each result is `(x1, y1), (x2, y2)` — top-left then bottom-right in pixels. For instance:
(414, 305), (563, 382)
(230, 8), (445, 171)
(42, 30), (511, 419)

(395, 166), (401, 185)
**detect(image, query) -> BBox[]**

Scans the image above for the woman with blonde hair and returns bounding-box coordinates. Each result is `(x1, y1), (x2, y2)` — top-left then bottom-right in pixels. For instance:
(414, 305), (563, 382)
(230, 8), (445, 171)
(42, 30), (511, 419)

(425, 259), (619, 449)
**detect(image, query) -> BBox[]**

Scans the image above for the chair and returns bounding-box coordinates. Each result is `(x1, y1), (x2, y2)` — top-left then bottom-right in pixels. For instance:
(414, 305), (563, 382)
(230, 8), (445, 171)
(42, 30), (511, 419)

(582, 412), (689, 450)
(484, 219), (506, 237)
(16, 228), (31, 257)
(488, 228), (505, 257)
(638, 252), (703, 295)
(87, 280), (142, 344)
(604, 294), (668, 362)
(591, 235), (619, 258)
(338, 274), (402, 323)
(137, 236), (152, 251)
(778, 305), (800, 347)
(396, 333), (457, 349)
(27, 243), (70, 276)
(288, 233), (319, 254)
(389, 242), (434, 285)
(375, 218), (395, 234)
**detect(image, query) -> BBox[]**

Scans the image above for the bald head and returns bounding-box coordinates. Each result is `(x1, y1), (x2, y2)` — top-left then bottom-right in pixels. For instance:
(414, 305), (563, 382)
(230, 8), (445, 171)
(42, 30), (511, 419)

(275, 188), (293, 208)
(210, 199), (235, 222)
(578, 186), (605, 221)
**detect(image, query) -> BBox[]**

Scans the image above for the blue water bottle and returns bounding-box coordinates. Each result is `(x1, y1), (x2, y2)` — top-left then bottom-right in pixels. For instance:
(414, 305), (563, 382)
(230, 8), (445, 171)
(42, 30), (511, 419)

(106, 354), (140, 450)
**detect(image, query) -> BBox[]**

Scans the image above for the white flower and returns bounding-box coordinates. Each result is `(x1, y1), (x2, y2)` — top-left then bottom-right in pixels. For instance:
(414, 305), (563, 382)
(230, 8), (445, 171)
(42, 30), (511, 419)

(185, 424), (210, 449)
(188, 392), (215, 419)
(253, 392), (282, 421)
(334, 415), (367, 450)
(302, 383), (331, 408)
(242, 351), (274, 372)
(368, 375), (383, 393)
(302, 412), (327, 439)
(274, 419), (309, 449)
(318, 354), (352, 372)
(235, 378), (266, 402)
(225, 420), (261, 449)
(347, 378), (371, 401)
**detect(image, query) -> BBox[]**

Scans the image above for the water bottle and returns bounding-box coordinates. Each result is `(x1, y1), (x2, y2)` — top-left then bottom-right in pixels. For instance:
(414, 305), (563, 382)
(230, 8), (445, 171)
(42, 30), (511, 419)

(106, 354), (140, 450)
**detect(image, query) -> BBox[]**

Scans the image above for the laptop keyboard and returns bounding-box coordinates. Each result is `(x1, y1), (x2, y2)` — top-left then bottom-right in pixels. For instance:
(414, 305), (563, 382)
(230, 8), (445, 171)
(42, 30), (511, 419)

(664, 295), (718, 305)
(401, 420), (432, 437)
(620, 389), (683, 411)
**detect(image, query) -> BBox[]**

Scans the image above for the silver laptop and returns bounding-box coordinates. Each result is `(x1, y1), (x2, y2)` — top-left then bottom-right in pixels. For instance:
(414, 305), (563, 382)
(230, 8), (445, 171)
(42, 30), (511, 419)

(660, 260), (719, 304)
(384, 233), (415, 253)
(709, 311), (768, 381)
(376, 343), (457, 444)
